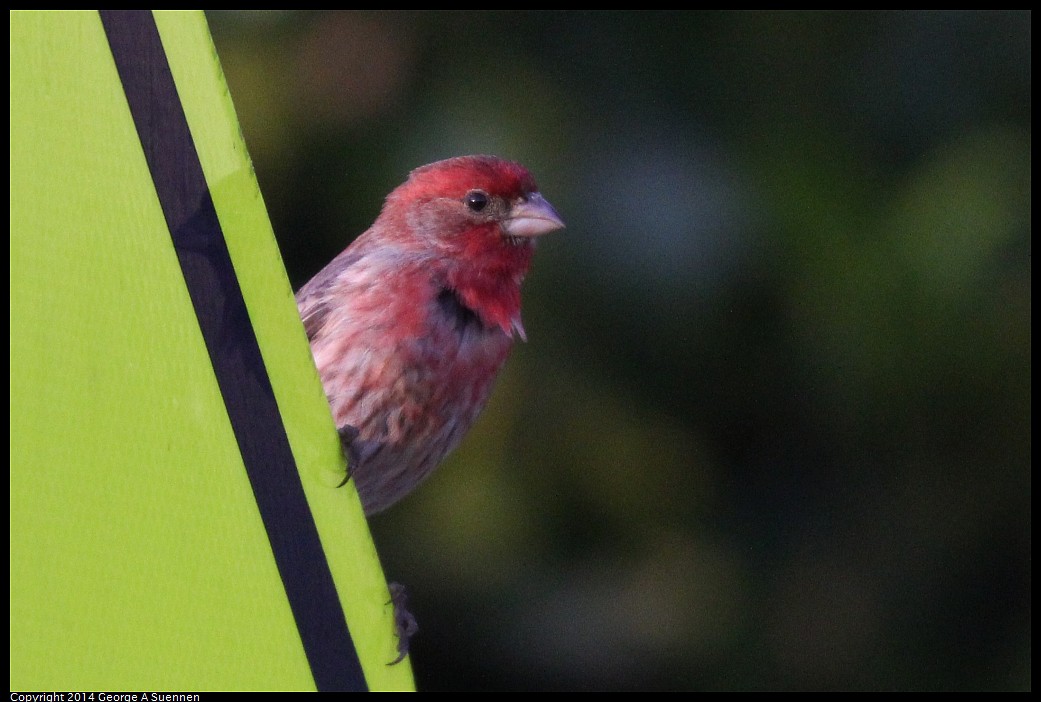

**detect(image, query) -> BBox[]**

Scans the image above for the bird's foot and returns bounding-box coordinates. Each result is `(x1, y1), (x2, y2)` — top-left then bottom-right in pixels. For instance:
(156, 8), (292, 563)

(387, 582), (418, 665)
(335, 425), (358, 486)
(337, 424), (385, 488)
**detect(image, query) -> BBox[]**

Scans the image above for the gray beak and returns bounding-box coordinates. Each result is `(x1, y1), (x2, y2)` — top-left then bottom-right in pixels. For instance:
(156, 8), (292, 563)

(502, 192), (566, 238)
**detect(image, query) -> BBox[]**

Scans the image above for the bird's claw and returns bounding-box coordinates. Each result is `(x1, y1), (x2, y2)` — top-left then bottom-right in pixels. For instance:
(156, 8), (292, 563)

(336, 425), (360, 487)
(387, 582), (418, 665)
(337, 423), (385, 488)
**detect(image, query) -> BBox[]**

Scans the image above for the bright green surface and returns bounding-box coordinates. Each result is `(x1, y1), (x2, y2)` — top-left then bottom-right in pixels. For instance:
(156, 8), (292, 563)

(10, 10), (412, 690)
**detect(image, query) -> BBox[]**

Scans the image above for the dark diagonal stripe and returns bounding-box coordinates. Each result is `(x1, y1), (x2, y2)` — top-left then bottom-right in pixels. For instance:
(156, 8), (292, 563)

(99, 10), (367, 691)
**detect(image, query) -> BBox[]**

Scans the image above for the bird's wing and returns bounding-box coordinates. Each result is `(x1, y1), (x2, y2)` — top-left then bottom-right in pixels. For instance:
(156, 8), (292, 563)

(296, 248), (367, 341)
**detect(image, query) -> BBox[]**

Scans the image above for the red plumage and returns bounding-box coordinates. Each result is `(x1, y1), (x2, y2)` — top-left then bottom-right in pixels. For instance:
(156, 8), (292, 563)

(297, 155), (564, 515)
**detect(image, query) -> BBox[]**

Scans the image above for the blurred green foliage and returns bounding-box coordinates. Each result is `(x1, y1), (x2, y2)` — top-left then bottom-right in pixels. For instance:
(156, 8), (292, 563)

(207, 10), (1030, 691)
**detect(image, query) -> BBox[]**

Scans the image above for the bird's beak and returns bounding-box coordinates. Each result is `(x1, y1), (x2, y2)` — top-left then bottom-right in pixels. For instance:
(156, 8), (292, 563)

(502, 193), (566, 238)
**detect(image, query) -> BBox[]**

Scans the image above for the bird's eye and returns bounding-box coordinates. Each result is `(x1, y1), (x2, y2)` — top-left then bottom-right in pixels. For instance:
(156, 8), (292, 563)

(465, 190), (489, 212)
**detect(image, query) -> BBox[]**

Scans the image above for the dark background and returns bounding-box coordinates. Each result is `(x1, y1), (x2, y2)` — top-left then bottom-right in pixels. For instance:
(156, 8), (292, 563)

(207, 11), (1031, 691)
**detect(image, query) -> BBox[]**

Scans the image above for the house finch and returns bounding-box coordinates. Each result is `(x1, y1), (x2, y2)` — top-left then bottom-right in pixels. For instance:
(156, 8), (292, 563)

(297, 155), (564, 516)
